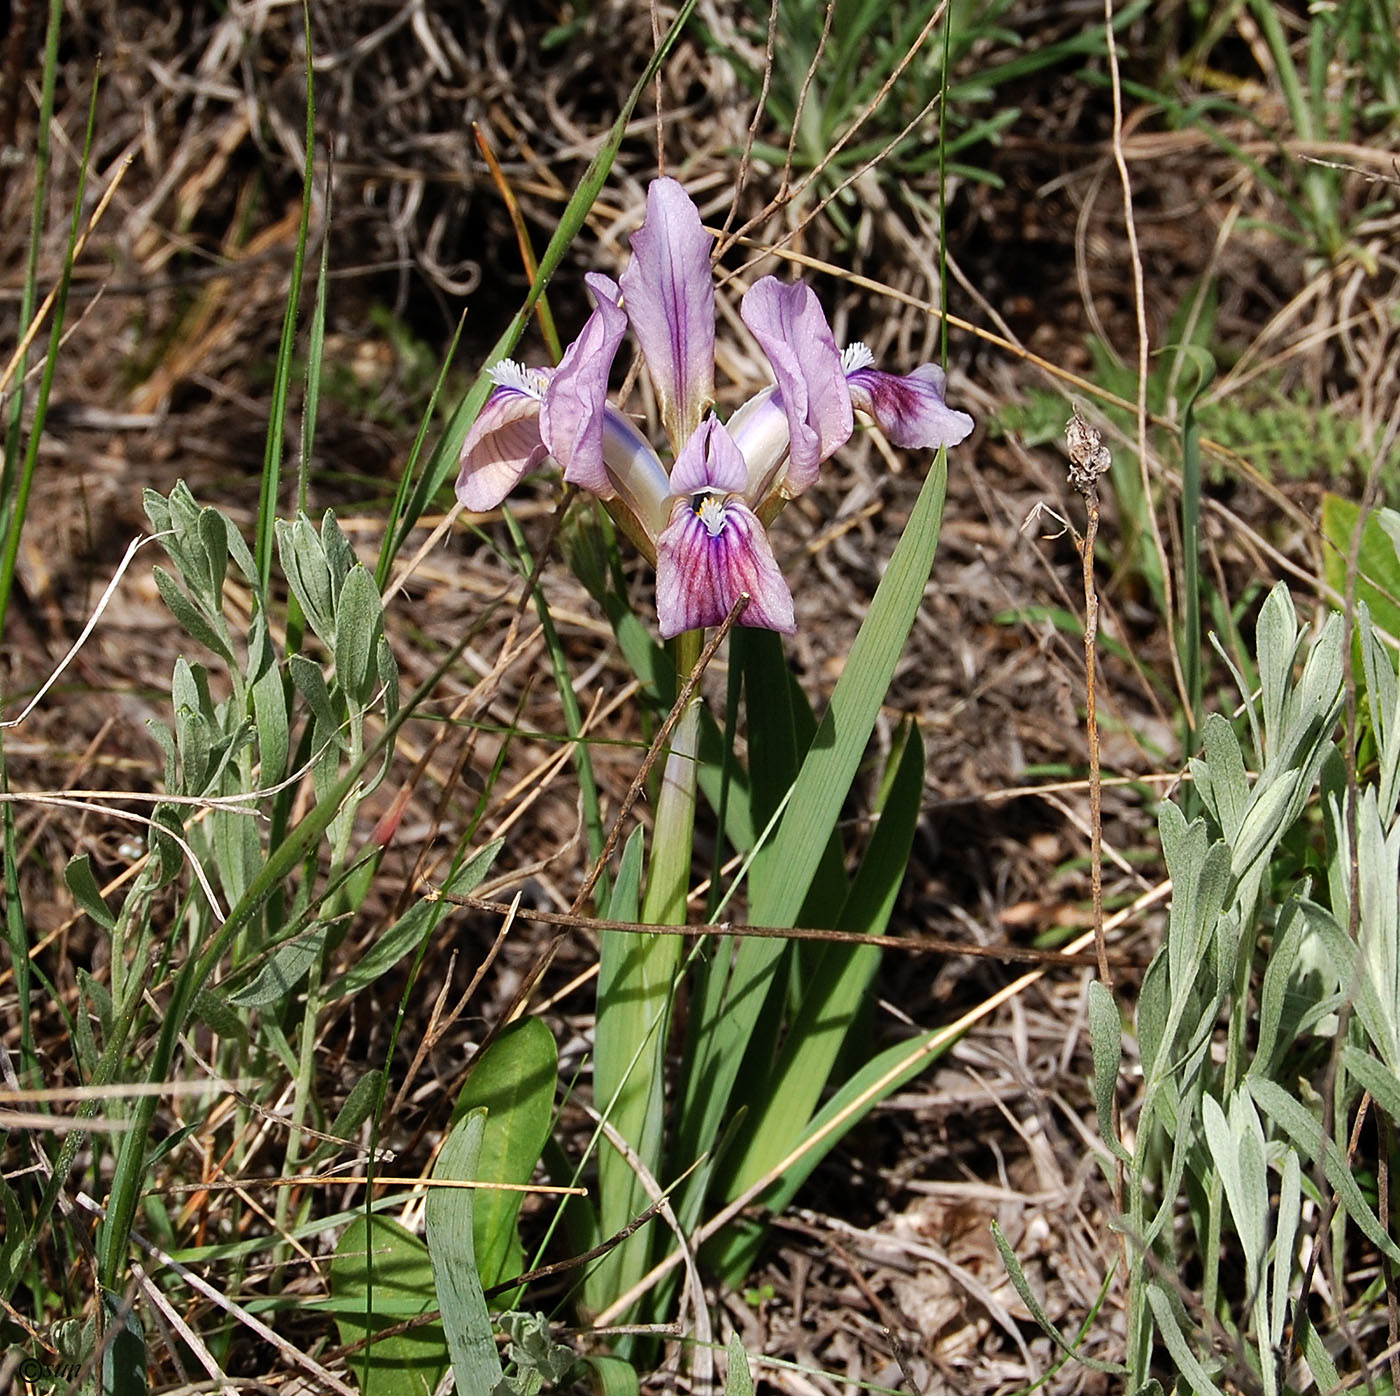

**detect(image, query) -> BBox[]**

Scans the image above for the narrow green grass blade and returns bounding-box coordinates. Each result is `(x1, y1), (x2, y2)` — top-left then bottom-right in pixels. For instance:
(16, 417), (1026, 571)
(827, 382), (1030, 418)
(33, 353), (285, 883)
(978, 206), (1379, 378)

(374, 312), (467, 590)
(0, 760), (35, 1086)
(0, 0), (62, 535)
(507, 511), (607, 880)
(387, 0), (698, 562)
(0, 66), (98, 639)
(297, 180), (332, 514)
(427, 1110), (503, 1393)
(254, 13), (316, 590)
(1177, 348), (1213, 763)
(678, 454), (949, 1215)
(760, 1019), (959, 1217)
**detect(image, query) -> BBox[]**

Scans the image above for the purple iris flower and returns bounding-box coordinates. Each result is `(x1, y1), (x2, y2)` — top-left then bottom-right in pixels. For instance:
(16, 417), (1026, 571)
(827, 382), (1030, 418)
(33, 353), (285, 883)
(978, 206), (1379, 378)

(456, 177), (974, 640)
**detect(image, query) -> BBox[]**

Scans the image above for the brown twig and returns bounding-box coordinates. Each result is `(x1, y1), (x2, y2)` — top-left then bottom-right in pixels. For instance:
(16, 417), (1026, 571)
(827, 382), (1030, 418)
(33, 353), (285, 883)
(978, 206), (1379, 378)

(1064, 411), (1113, 988)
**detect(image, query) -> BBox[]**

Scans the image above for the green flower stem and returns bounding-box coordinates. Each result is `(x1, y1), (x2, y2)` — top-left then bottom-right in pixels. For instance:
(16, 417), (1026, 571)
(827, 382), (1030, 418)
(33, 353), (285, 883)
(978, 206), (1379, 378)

(641, 627), (703, 926)
(588, 626), (702, 1322)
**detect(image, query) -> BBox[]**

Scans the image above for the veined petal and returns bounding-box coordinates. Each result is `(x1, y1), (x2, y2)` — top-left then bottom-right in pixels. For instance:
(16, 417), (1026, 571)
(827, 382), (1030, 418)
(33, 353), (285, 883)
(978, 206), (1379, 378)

(541, 272), (627, 495)
(669, 415), (748, 497)
(601, 407), (671, 540)
(725, 386), (790, 503)
(846, 357), (974, 449)
(455, 378), (548, 512)
(655, 494), (795, 639)
(619, 178), (715, 447)
(740, 277), (852, 496)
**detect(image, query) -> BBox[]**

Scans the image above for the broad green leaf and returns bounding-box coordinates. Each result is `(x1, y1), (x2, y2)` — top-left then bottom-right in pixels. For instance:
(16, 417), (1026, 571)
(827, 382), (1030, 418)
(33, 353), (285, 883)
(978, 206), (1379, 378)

(1251, 896), (1311, 1079)
(1202, 1094), (1265, 1275)
(1199, 712), (1248, 842)
(426, 1110), (503, 1393)
(328, 841), (503, 1000)
(1270, 1150), (1301, 1347)
(197, 505), (229, 604)
(101, 1290), (147, 1396)
(991, 1222), (1126, 1373)
(1255, 582), (1298, 760)
(449, 1017), (558, 1294)
(1341, 1046), (1400, 1125)
(1145, 1282), (1225, 1396)
(278, 515), (336, 642)
(331, 1214), (447, 1396)
(335, 565), (384, 708)
(680, 453), (949, 1224)
(229, 925), (329, 1009)
(718, 720), (924, 1204)
(724, 1333), (754, 1396)
(1248, 1077), (1400, 1264)
(579, 1355), (640, 1396)
(327, 1069), (384, 1148)
(153, 566), (233, 665)
(249, 612), (289, 787)
(1088, 981), (1131, 1165)
(64, 856), (114, 931)
(192, 988), (246, 1043)
(289, 653), (343, 740)
(1322, 492), (1400, 642)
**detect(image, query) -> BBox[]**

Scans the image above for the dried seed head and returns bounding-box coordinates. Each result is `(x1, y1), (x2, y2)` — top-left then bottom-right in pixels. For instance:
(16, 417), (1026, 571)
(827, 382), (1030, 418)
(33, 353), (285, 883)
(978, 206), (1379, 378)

(1065, 411), (1112, 495)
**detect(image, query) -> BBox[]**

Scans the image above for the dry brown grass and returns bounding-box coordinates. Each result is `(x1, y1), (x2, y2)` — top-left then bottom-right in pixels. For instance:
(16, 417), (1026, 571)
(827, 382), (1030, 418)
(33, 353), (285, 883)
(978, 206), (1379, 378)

(3, 0), (1398, 1390)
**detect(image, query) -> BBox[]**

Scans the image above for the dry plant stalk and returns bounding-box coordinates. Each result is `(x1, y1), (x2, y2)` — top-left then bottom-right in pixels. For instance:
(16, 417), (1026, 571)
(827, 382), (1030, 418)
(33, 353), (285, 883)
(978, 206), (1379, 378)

(1065, 410), (1112, 987)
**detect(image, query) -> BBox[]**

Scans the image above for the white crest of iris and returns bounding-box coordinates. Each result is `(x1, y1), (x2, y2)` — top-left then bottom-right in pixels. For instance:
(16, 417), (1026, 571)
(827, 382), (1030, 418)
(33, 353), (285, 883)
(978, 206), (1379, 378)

(455, 177), (975, 639)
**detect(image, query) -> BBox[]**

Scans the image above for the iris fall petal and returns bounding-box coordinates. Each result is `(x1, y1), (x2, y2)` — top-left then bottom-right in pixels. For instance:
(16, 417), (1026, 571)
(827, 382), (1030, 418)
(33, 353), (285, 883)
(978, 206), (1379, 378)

(654, 417), (795, 638)
(846, 361), (974, 450)
(455, 371), (549, 513)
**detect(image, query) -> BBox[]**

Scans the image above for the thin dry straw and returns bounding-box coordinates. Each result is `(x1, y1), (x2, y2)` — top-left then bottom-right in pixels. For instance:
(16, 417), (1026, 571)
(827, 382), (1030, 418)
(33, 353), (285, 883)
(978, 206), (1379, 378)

(76, 1193), (359, 1396)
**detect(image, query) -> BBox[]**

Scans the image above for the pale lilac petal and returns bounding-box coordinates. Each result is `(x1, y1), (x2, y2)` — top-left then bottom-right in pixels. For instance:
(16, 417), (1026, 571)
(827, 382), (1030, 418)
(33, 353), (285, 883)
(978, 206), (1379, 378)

(725, 386), (790, 504)
(541, 273), (627, 496)
(655, 494), (795, 639)
(455, 384), (548, 512)
(619, 178), (715, 447)
(740, 277), (852, 496)
(846, 361), (974, 449)
(601, 407), (671, 540)
(668, 415), (748, 497)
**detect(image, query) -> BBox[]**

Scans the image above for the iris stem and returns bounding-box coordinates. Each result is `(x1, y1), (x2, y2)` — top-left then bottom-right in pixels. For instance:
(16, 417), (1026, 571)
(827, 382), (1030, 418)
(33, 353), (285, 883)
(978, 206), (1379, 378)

(588, 627), (702, 1327)
(642, 626), (703, 926)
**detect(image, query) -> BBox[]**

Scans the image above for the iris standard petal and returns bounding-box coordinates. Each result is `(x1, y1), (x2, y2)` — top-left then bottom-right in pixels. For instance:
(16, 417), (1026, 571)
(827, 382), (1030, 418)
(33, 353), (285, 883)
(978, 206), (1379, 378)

(601, 407), (672, 540)
(668, 415), (749, 497)
(618, 177), (715, 448)
(541, 272), (628, 496)
(846, 360), (974, 450)
(455, 379), (549, 512)
(740, 277), (852, 496)
(655, 494), (796, 639)
(724, 386), (791, 503)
